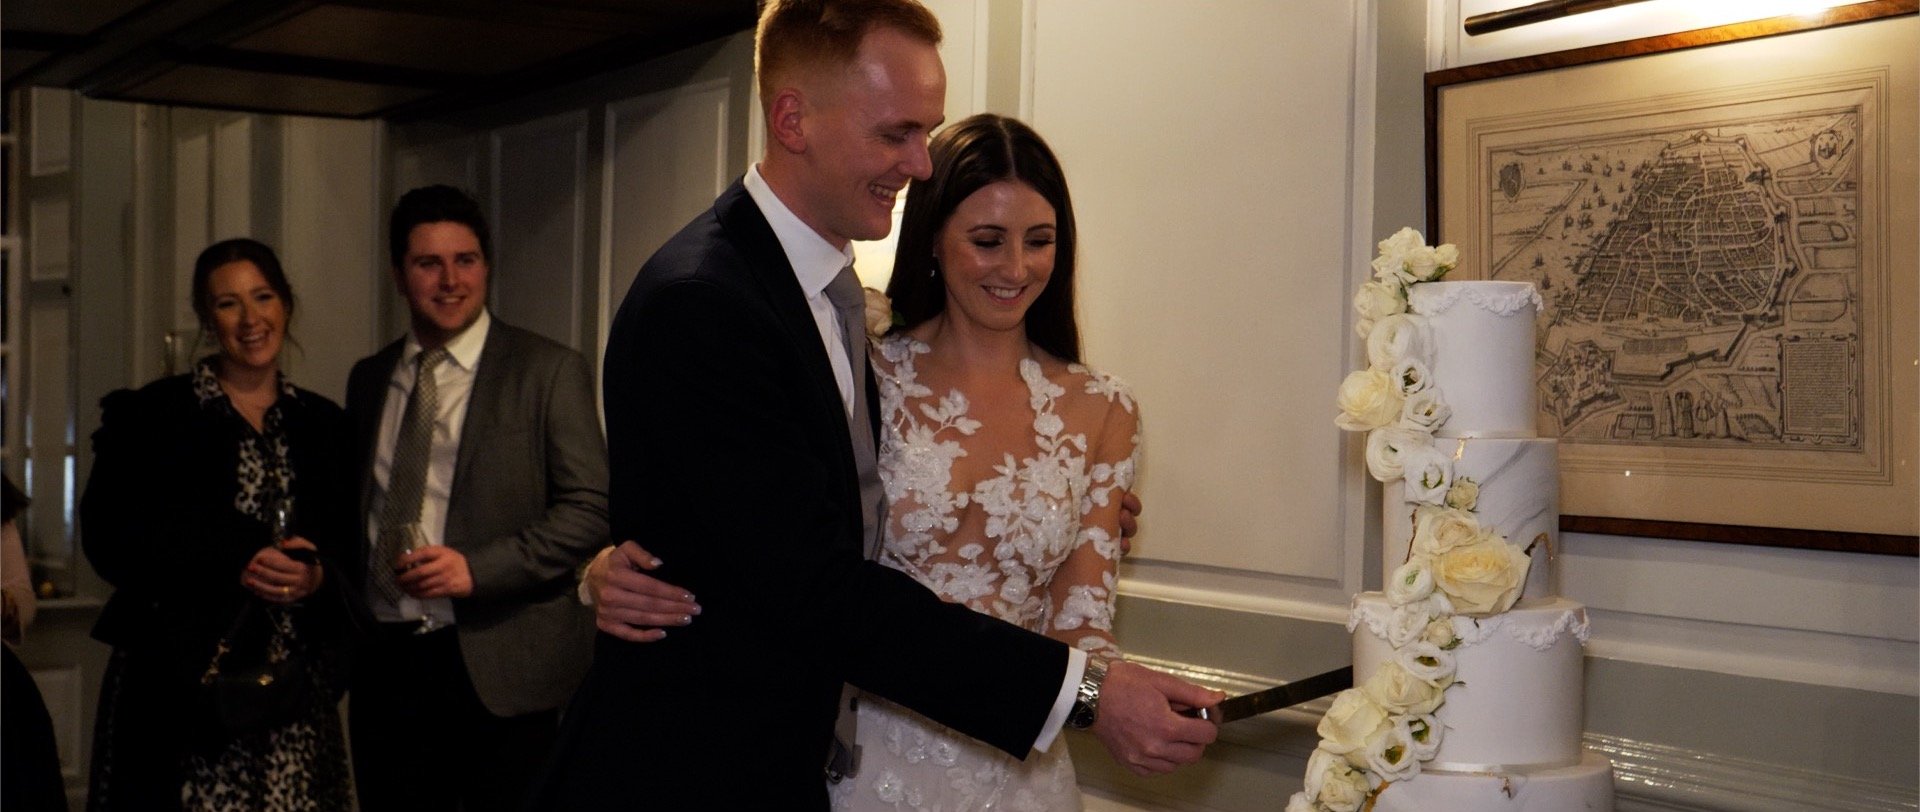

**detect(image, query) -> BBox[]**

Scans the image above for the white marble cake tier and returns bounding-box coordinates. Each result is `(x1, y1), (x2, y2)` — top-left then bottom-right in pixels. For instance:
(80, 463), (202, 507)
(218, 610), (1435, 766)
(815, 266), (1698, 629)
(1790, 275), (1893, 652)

(1407, 281), (1542, 439)
(1384, 436), (1558, 600)
(1370, 750), (1615, 812)
(1351, 595), (1591, 769)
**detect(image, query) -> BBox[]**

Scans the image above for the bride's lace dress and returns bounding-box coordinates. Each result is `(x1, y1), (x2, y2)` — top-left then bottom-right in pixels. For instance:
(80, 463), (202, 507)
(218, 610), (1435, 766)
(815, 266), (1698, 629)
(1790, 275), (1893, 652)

(830, 334), (1140, 812)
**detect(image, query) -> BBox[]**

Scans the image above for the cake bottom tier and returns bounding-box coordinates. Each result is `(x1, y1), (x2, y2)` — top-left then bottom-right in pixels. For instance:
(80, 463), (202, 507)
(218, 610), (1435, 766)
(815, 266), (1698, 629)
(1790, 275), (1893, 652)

(1370, 750), (1615, 812)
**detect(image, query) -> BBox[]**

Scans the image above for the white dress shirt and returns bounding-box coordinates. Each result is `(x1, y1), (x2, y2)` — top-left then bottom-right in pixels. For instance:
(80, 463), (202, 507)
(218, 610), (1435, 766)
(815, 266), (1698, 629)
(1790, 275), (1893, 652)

(742, 165), (1085, 752)
(366, 309), (492, 626)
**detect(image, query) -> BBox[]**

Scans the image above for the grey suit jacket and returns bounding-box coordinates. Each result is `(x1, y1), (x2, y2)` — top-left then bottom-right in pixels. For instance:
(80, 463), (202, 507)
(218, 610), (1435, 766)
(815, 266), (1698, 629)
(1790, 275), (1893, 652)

(346, 318), (609, 716)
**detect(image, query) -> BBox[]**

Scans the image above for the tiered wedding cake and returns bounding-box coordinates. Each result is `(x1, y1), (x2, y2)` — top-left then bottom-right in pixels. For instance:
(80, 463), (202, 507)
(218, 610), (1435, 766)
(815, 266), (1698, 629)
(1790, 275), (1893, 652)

(1292, 230), (1614, 812)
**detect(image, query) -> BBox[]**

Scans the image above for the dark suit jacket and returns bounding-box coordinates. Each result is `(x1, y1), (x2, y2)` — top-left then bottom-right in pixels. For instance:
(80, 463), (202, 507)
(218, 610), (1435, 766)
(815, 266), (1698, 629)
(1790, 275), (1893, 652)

(532, 181), (1068, 809)
(345, 318), (609, 717)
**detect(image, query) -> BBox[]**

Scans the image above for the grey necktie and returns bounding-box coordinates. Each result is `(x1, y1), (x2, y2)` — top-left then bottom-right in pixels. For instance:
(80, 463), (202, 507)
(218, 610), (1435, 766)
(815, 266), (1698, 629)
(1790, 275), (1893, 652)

(823, 263), (884, 559)
(373, 346), (448, 605)
(823, 263), (882, 783)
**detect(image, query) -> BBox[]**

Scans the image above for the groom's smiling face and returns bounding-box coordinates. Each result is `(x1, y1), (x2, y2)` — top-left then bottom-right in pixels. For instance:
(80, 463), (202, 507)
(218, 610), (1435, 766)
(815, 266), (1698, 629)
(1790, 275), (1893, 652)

(789, 25), (946, 248)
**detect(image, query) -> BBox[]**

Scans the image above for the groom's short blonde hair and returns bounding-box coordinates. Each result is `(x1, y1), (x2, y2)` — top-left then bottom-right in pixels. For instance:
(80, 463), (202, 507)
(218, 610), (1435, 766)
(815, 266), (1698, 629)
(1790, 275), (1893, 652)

(755, 0), (943, 111)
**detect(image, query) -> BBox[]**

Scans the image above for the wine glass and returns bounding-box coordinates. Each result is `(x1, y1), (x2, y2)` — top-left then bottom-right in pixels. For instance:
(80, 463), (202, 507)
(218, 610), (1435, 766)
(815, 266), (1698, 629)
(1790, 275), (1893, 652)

(403, 523), (441, 635)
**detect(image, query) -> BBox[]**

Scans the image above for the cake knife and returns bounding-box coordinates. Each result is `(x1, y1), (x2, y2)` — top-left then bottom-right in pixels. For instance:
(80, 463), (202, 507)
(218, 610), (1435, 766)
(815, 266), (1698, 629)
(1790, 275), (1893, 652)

(1187, 665), (1354, 724)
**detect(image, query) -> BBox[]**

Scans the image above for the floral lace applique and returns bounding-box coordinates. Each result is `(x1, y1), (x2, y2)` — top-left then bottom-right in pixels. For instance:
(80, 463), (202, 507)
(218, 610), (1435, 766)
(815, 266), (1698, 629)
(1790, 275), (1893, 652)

(840, 334), (1141, 812)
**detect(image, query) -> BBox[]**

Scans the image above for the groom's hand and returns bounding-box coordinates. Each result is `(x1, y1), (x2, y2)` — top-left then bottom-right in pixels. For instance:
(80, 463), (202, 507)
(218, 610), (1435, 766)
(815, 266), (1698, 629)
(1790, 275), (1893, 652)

(1117, 491), (1143, 556)
(589, 541), (700, 643)
(1089, 661), (1224, 776)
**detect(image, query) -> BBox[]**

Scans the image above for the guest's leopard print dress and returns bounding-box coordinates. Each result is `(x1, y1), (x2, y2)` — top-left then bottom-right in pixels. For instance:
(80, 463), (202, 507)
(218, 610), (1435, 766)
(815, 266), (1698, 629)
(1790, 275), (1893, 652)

(88, 360), (351, 811)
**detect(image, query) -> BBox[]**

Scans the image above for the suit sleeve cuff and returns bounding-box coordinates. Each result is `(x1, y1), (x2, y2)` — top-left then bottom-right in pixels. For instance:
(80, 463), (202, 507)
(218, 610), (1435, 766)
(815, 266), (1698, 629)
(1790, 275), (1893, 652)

(1031, 647), (1087, 753)
(576, 546), (614, 606)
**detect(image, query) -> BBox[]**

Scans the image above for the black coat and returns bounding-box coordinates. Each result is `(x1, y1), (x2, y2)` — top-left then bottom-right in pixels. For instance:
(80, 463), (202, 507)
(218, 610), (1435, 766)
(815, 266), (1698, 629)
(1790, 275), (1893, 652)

(531, 181), (1067, 810)
(81, 373), (359, 723)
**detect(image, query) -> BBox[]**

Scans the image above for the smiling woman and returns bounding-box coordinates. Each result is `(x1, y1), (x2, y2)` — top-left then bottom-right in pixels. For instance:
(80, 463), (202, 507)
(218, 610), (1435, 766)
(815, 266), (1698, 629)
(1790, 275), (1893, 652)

(80, 237), (359, 811)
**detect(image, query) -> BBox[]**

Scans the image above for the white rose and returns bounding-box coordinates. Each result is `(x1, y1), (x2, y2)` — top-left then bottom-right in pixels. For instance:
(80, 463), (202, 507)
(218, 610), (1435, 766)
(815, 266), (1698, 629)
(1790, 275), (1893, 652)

(1385, 559), (1434, 606)
(1372, 228), (1428, 285)
(1389, 357), (1432, 395)
(1377, 226), (1427, 259)
(1285, 793), (1320, 812)
(1318, 764), (1371, 812)
(1362, 660), (1445, 716)
(1444, 477), (1479, 511)
(1364, 427), (1429, 482)
(1396, 641), (1457, 686)
(1432, 537), (1532, 614)
(1405, 714), (1444, 759)
(1399, 387), (1451, 432)
(1410, 506), (1482, 557)
(1353, 280), (1406, 325)
(1365, 722), (1421, 783)
(1303, 748), (1342, 800)
(1336, 369), (1405, 432)
(1423, 591), (1455, 618)
(862, 287), (895, 339)
(1384, 602), (1431, 648)
(1401, 444), (1454, 505)
(1433, 243), (1460, 277)
(1422, 616), (1460, 649)
(1366, 314), (1433, 370)
(1403, 246), (1438, 281)
(1317, 689), (1391, 765)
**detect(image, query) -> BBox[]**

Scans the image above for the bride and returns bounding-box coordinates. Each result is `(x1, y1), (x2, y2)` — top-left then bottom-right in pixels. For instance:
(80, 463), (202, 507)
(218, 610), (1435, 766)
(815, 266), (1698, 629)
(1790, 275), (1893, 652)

(592, 114), (1142, 810)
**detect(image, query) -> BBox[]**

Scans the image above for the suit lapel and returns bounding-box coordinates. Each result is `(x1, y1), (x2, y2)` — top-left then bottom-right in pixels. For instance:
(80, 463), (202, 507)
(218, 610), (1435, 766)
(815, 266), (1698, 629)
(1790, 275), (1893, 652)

(446, 322), (512, 551)
(714, 184), (856, 455)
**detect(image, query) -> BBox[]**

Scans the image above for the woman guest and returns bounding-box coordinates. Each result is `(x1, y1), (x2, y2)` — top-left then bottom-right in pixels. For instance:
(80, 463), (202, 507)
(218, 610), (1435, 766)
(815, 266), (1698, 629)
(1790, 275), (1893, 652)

(590, 114), (1145, 809)
(80, 239), (356, 811)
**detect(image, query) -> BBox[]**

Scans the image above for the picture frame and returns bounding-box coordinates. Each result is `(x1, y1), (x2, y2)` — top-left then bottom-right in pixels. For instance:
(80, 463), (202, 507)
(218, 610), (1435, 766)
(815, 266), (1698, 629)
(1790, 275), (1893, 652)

(1425, 1), (1917, 555)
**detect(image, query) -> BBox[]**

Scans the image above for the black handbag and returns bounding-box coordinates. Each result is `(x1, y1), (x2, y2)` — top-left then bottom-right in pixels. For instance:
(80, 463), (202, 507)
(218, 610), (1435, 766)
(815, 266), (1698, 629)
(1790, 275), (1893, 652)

(196, 599), (312, 739)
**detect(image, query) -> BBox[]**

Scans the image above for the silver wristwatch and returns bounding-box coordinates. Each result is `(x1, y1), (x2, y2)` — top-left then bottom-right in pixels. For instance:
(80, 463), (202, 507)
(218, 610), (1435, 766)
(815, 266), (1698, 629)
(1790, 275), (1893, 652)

(1066, 658), (1107, 730)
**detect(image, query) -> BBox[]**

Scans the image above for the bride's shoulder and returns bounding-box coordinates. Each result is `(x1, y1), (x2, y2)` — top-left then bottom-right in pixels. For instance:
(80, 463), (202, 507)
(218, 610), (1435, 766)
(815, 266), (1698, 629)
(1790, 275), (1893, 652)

(870, 332), (927, 375)
(1035, 355), (1137, 416)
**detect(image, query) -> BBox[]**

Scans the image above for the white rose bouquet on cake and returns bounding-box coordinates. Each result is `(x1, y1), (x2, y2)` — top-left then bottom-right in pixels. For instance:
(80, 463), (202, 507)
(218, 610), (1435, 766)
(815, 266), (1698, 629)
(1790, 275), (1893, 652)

(1295, 228), (1533, 811)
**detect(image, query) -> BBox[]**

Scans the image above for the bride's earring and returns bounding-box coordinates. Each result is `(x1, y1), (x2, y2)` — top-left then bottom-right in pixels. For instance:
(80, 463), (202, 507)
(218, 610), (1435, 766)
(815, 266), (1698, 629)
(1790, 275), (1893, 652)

(929, 255), (939, 278)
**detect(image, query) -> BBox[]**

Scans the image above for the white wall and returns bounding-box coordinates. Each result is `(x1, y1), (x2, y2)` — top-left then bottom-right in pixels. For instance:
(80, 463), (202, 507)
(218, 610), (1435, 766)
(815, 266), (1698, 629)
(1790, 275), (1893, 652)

(1030, 0), (1373, 621)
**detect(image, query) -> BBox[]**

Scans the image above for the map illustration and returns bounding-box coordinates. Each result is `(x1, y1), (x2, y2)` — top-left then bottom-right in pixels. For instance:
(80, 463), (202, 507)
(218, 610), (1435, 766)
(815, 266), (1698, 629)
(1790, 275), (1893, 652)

(1485, 108), (1864, 452)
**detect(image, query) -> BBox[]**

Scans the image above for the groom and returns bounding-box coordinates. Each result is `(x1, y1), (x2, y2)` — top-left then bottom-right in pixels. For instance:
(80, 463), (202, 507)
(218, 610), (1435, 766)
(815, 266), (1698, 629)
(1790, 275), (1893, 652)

(530, 1), (1220, 808)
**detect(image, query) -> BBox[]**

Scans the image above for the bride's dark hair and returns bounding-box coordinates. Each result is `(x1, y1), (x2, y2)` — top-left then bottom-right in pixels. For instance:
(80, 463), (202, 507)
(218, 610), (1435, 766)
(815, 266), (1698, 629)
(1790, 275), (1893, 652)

(886, 114), (1081, 363)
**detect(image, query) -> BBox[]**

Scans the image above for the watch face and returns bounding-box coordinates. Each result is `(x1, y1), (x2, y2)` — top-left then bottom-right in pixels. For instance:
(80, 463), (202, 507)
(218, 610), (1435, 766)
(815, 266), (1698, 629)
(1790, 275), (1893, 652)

(1068, 702), (1096, 730)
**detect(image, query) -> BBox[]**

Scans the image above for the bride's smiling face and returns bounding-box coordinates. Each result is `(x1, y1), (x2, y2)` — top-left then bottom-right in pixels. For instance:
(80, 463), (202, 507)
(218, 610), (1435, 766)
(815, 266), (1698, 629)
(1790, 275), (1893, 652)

(935, 180), (1057, 335)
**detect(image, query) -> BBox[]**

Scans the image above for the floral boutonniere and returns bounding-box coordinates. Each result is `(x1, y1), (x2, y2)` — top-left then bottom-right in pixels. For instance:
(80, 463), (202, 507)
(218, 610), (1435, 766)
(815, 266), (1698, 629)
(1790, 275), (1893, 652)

(863, 287), (902, 339)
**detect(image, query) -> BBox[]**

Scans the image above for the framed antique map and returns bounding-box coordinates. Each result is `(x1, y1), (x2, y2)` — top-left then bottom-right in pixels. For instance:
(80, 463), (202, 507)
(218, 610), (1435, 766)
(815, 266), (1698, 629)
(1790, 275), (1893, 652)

(1427, 2), (1917, 554)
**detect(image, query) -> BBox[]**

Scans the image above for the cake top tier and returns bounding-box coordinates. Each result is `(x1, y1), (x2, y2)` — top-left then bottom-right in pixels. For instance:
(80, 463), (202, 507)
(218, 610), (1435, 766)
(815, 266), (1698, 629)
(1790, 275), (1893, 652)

(1409, 281), (1542, 439)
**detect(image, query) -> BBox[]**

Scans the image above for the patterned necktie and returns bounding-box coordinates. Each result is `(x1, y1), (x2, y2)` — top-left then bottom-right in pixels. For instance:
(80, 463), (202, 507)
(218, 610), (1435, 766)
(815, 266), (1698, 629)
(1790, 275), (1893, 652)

(823, 262), (884, 559)
(823, 262), (881, 783)
(373, 346), (448, 604)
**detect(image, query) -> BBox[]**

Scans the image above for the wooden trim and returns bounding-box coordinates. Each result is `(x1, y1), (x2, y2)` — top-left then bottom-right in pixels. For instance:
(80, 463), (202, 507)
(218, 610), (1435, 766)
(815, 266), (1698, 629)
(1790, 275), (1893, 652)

(1562, 515), (1918, 556)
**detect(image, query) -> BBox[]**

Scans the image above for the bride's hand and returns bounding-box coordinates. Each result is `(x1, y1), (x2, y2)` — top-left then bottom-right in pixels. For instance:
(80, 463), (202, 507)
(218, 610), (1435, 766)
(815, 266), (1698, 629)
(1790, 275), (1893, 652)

(591, 541), (699, 643)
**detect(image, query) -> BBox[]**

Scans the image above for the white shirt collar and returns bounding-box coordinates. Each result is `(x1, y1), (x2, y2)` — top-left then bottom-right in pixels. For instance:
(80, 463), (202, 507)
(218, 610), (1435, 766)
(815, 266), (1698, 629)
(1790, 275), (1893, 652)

(403, 308), (492, 372)
(744, 164), (856, 298)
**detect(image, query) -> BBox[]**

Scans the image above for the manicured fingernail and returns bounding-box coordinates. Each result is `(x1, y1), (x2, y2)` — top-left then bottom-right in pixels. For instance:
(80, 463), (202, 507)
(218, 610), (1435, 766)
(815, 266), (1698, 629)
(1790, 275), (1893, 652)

(679, 615), (693, 625)
(649, 558), (663, 568)
(690, 603), (702, 615)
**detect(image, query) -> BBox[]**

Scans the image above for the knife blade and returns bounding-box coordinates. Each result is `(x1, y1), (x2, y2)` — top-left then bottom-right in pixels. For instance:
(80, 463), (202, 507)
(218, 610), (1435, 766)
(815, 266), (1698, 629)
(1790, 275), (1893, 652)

(1187, 665), (1354, 724)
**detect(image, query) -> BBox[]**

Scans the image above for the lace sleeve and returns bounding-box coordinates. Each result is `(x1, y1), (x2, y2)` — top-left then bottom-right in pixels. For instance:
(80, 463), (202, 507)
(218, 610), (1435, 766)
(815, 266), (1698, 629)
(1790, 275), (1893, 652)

(1045, 371), (1140, 663)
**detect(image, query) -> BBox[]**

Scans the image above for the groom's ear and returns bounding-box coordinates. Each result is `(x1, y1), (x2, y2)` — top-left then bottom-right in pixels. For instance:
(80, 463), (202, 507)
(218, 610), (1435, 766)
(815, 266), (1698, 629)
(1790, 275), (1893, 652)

(768, 87), (808, 155)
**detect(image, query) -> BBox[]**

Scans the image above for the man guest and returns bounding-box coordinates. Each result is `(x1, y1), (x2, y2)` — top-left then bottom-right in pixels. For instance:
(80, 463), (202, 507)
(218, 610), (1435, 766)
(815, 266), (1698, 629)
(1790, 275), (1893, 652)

(346, 185), (608, 812)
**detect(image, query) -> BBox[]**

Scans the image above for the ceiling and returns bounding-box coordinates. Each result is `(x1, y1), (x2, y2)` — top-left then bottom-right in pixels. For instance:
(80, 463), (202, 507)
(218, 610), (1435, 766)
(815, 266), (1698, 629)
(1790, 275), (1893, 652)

(2, 0), (759, 121)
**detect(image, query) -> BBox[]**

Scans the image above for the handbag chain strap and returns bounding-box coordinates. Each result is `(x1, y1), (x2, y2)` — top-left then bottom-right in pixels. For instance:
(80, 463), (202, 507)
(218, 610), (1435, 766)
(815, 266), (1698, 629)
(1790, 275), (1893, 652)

(198, 600), (296, 685)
